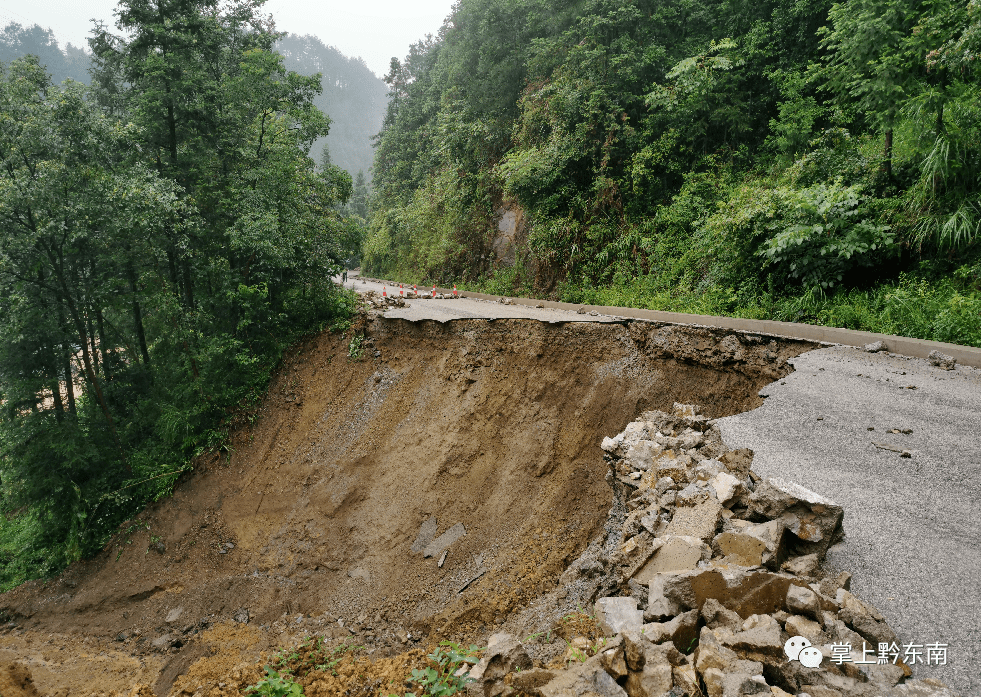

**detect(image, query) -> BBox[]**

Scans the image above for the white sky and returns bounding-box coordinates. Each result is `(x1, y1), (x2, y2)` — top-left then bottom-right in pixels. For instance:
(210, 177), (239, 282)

(0, 0), (456, 77)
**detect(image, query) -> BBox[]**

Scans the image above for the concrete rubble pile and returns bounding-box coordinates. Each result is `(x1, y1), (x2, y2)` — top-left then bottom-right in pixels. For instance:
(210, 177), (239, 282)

(363, 291), (407, 309)
(467, 404), (958, 697)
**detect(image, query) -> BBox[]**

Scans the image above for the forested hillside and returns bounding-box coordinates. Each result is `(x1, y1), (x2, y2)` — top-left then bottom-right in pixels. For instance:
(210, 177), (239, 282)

(0, 22), (90, 84)
(277, 33), (389, 179)
(0, 0), (360, 589)
(365, 0), (981, 347)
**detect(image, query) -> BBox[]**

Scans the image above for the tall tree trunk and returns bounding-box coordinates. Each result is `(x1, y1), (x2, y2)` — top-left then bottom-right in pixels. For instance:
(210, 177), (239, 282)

(71, 303), (127, 466)
(37, 269), (65, 422)
(97, 308), (112, 380)
(49, 341), (65, 423)
(882, 128), (893, 179)
(43, 246), (126, 465)
(87, 313), (100, 378)
(166, 245), (183, 302)
(181, 259), (195, 309)
(127, 260), (151, 367)
(63, 353), (77, 417)
(58, 305), (77, 417)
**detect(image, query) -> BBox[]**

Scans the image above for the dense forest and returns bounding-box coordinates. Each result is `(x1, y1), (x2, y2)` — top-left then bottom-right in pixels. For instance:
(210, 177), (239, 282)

(365, 0), (981, 347)
(0, 0), (363, 589)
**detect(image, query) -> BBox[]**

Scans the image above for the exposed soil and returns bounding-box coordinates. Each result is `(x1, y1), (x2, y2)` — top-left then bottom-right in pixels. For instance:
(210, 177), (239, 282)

(0, 317), (815, 695)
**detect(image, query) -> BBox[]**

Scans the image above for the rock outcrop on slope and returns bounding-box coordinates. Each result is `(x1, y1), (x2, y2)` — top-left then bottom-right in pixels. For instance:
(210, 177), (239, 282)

(471, 404), (958, 697)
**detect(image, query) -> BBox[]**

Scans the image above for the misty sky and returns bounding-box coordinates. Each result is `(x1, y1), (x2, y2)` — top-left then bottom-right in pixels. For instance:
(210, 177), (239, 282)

(0, 0), (456, 77)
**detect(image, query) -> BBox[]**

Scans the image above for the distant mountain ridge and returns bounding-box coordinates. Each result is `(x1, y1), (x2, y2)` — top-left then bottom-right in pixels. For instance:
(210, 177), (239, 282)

(0, 23), (387, 180)
(276, 33), (389, 179)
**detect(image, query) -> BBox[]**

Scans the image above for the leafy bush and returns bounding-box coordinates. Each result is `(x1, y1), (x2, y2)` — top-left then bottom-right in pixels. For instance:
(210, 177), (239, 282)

(246, 667), (304, 697)
(759, 183), (897, 290)
(395, 641), (481, 697)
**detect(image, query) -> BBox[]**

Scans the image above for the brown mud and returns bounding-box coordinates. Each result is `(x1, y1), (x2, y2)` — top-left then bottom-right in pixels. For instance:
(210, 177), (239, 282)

(0, 317), (815, 696)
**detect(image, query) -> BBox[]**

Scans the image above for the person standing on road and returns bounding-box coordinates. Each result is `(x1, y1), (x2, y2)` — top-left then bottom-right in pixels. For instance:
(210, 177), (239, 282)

(342, 269), (348, 284)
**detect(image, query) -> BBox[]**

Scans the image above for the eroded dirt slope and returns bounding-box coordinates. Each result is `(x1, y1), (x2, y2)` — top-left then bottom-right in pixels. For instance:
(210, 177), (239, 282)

(0, 317), (814, 695)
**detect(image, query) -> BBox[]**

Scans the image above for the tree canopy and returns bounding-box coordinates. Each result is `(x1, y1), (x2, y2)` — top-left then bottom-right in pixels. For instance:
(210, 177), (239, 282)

(0, 0), (357, 588)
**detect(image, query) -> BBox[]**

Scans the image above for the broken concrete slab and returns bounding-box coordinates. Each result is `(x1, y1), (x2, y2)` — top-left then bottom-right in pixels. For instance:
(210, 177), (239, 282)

(410, 516), (438, 553)
(639, 608), (698, 652)
(470, 632), (531, 686)
(709, 471), (743, 505)
(701, 598), (743, 632)
(623, 660), (671, 697)
(784, 614), (824, 643)
(625, 441), (662, 471)
(719, 614), (783, 659)
(694, 626), (763, 677)
(660, 567), (810, 619)
(422, 522), (466, 558)
(538, 654), (629, 697)
(673, 664), (700, 696)
(702, 668), (770, 697)
(780, 553), (820, 578)
(645, 574), (683, 620)
(786, 584), (821, 620)
(595, 597), (644, 636)
(748, 479), (844, 558)
(836, 589), (899, 646)
(632, 535), (710, 583)
(928, 349), (956, 370)
(664, 498), (723, 542)
(888, 678), (961, 696)
(712, 519), (784, 569)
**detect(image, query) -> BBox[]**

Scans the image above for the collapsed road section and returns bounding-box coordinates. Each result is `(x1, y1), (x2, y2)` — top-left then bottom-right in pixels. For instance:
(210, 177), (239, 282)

(0, 317), (814, 695)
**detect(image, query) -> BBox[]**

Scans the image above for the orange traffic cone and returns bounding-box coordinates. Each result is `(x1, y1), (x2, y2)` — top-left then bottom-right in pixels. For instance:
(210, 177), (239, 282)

(400, 285), (404, 296)
(453, 284), (458, 296)
(382, 286), (387, 297)
(432, 284), (436, 297)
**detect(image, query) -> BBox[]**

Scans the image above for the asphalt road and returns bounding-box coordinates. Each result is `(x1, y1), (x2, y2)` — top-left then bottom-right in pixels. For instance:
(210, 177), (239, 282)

(718, 347), (981, 694)
(340, 273), (617, 323)
(343, 272), (980, 695)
